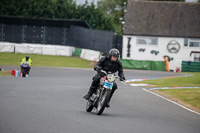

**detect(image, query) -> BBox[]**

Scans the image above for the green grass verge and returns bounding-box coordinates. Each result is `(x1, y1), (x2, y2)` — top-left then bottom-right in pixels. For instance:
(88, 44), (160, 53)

(0, 52), (95, 68)
(0, 70), (11, 76)
(133, 72), (200, 112)
(156, 89), (200, 112)
(134, 72), (200, 87)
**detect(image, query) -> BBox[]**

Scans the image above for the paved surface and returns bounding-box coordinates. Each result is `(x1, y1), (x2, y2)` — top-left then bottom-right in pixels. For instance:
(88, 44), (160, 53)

(0, 66), (200, 133)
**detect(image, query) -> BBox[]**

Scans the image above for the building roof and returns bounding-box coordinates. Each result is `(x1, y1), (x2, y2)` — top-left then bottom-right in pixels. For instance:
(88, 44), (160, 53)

(124, 1), (200, 38)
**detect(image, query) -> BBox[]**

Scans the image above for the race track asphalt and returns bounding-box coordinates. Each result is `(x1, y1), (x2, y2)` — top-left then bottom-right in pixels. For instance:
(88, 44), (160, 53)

(0, 66), (199, 133)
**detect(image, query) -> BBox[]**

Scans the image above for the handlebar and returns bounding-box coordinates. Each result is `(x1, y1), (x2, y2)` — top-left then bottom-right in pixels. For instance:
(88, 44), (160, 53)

(100, 70), (107, 75)
(100, 70), (125, 82)
(116, 76), (125, 82)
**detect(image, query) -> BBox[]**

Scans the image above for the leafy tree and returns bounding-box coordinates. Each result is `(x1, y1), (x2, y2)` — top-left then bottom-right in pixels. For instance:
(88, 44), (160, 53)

(54, 0), (76, 19)
(74, 1), (115, 31)
(97, 0), (127, 35)
(151, 0), (184, 1)
(0, 0), (115, 32)
(0, 0), (56, 18)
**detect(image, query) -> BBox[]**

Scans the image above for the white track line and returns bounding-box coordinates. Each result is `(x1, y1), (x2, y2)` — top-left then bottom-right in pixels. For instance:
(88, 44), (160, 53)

(143, 88), (200, 116)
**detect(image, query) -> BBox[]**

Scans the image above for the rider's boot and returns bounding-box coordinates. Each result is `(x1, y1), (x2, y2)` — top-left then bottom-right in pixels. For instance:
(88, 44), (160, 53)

(83, 86), (95, 100)
(106, 102), (110, 108)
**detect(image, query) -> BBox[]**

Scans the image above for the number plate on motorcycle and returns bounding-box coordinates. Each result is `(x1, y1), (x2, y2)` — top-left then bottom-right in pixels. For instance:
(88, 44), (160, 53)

(103, 81), (113, 90)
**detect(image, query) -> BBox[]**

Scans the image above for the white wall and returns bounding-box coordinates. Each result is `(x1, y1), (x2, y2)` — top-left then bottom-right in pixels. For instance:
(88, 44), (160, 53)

(0, 42), (74, 56)
(0, 42), (100, 61)
(122, 35), (200, 70)
(80, 49), (100, 61)
(0, 42), (15, 52)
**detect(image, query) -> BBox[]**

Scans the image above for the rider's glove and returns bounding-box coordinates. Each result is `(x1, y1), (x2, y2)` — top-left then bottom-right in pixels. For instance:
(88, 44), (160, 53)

(120, 76), (125, 81)
(94, 65), (102, 72)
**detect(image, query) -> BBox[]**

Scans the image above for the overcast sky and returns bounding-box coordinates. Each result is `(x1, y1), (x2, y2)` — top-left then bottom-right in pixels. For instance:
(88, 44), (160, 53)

(75, 0), (99, 5)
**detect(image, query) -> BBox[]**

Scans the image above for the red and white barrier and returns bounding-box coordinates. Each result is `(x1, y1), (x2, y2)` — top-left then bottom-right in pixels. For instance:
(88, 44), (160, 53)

(11, 70), (22, 77)
(11, 70), (29, 77)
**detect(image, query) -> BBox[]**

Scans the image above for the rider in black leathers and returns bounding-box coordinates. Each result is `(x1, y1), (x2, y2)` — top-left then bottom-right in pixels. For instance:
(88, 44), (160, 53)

(83, 48), (125, 107)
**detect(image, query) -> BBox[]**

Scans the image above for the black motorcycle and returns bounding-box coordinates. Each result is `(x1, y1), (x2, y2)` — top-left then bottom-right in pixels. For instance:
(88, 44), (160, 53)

(86, 70), (124, 115)
(21, 61), (30, 77)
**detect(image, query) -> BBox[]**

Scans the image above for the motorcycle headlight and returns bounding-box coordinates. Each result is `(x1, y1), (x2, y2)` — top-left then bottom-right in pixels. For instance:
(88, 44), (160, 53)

(107, 74), (115, 82)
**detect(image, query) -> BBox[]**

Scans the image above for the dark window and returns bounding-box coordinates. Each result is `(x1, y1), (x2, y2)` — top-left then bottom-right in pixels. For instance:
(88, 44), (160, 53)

(184, 38), (188, 46)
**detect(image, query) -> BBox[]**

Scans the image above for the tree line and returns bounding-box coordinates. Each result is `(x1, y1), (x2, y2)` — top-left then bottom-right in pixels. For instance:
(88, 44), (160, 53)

(0, 0), (195, 35)
(0, 0), (126, 34)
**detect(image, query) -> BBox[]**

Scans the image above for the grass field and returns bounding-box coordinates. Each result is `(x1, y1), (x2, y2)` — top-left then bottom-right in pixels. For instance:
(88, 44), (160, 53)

(154, 89), (200, 112)
(0, 70), (11, 76)
(0, 52), (95, 68)
(159, 89), (200, 108)
(134, 73), (200, 87)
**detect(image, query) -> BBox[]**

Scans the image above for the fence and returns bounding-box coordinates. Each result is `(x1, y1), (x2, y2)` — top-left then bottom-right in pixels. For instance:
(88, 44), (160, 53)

(182, 61), (200, 72)
(0, 16), (119, 53)
(120, 59), (165, 71)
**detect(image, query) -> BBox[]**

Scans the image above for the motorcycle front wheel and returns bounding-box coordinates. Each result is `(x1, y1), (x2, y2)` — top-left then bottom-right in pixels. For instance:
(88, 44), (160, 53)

(96, 89), (111, 115)
(21, 68), (26, 77)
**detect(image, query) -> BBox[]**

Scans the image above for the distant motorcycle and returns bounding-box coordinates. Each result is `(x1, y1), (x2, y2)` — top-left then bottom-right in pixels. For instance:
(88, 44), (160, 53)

(86, 70), (124, 115)
(21, 61), (30, 77)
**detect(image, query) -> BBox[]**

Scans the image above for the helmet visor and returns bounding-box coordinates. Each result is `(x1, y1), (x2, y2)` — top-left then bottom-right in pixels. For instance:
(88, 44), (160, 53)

(113, 54), (119, 57)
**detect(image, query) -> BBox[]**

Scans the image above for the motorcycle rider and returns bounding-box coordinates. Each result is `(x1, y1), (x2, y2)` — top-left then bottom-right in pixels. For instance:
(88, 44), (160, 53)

(83, 48), (125, 107)
(20, 56), (32, 75)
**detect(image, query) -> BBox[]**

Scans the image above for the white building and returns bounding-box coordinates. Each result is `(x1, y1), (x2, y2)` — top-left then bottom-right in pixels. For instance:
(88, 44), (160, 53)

(122, 1), (200, 71)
